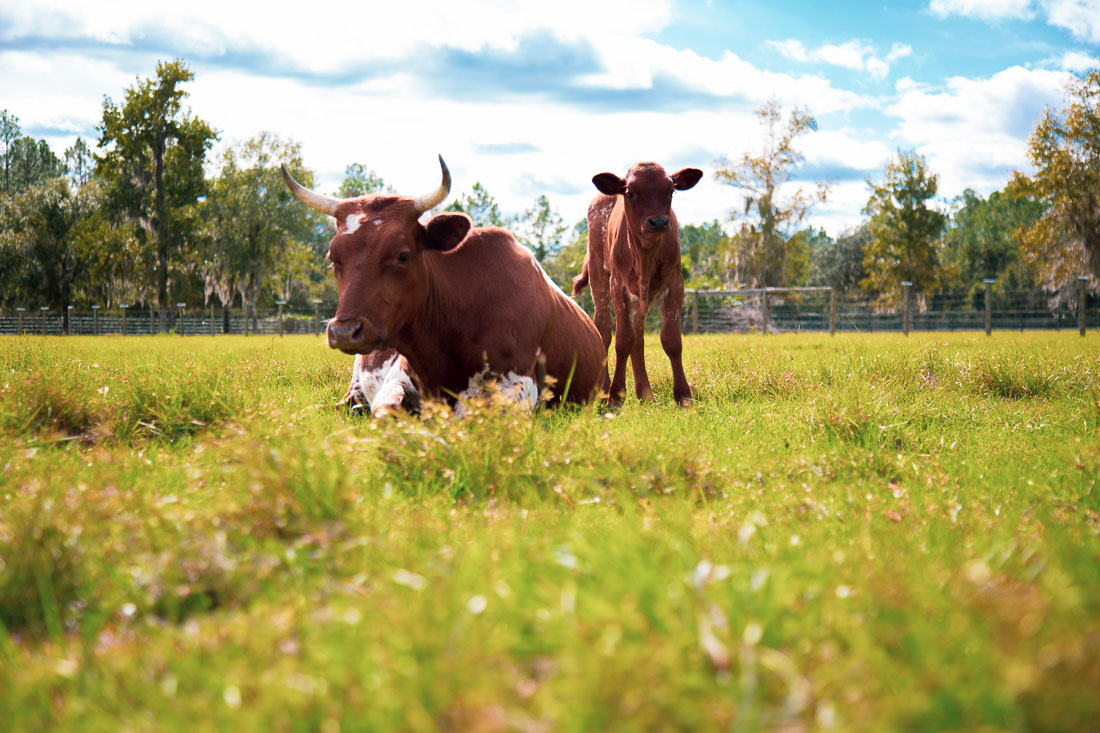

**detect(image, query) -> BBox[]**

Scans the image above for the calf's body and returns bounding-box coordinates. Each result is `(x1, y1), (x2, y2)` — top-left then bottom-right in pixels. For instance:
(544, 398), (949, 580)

(574, 161), (702, 405)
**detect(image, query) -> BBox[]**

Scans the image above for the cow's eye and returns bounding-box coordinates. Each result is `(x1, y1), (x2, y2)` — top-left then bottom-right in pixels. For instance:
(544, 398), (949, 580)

(396, 251), (411, 265)
(626, 191), (635, 200)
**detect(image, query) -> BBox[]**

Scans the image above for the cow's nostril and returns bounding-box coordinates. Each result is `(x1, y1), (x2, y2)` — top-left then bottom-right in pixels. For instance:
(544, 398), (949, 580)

(648, 217), (670, 231)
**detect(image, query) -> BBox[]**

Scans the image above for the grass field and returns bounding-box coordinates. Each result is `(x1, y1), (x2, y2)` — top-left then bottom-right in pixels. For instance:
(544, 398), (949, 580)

(1, 331), (1098, 731)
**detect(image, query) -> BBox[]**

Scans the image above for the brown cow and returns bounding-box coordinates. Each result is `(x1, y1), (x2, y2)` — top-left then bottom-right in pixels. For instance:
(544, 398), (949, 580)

(281, 156), (607, 411)
(573, 161), (702, 406)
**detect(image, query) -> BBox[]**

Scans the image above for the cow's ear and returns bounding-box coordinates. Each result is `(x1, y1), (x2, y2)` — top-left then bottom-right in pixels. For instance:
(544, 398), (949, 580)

(671, 168), (703, 191)
(423, 212), (472, 251)
(592, 173), (626, 196)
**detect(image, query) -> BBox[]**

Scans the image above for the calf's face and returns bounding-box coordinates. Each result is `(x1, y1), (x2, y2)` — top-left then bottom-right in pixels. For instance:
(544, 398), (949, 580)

(593, 162), (703, 245)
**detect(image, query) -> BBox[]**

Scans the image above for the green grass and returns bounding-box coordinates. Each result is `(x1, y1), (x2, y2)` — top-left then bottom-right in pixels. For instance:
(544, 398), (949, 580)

(1, 332), (1098, 731)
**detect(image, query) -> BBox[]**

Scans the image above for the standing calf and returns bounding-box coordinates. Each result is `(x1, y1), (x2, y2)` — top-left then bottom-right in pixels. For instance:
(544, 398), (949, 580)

(573, 161), (702, 405)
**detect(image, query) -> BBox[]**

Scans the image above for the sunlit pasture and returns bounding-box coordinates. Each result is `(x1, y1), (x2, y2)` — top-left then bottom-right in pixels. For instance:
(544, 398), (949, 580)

(1, 332), (1098, 730)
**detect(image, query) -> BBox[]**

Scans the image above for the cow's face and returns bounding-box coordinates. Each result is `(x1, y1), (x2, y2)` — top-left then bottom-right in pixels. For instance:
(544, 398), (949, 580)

(280, 157), (458, 355)
(326, 200), (471, 354)
(593, 162), (703, 246)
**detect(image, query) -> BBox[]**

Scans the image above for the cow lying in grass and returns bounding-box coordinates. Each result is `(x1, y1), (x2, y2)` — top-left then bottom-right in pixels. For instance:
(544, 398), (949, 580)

(573, 161), (702, 406)
(282, 156), (607, 416)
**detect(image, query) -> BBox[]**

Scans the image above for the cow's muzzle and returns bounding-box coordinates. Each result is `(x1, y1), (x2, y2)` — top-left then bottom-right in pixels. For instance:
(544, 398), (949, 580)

(327, 318), (381, 354)
(647, 217), (670, 232)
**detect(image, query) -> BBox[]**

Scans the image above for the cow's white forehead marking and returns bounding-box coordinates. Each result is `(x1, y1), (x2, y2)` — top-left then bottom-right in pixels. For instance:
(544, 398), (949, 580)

(344, 214), (364, 234)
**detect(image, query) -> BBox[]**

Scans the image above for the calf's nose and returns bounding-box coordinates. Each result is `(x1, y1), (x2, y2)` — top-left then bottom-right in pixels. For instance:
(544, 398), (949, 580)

(648, 217), (670, 231)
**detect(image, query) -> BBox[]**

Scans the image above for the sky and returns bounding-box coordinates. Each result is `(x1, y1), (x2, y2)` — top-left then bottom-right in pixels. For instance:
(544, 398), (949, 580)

(1, 0), (1098, 236)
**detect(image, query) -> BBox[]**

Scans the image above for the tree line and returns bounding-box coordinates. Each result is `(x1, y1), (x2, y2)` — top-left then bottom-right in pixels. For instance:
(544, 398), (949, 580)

(1, 60), (1097, 334)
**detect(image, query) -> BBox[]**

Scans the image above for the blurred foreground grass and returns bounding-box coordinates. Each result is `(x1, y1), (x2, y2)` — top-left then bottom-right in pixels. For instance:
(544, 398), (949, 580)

(1, 332), (1098, 731)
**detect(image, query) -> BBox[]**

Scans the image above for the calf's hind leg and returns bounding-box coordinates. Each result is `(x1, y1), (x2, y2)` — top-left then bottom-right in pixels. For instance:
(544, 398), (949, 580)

(660, 285), (692, 406)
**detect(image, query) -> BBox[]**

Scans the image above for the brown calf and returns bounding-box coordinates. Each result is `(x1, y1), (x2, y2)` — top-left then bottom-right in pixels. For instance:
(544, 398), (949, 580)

(282, 156), (607, 410)
(573, 161), (702, 405)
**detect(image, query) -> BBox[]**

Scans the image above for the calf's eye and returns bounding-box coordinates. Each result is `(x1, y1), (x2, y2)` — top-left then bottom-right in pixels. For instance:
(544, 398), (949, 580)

(626, 191), (635, 200)
(396, 251), (411, 265)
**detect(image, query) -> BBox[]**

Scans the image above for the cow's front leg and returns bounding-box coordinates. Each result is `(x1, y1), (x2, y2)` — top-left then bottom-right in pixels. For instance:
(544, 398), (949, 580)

(340, 354), (368, 408)
(661, 283), (692, 406)
(370, 355), (421, 418)
(608, 288), (637, 405)
(629, 297), (654, 401)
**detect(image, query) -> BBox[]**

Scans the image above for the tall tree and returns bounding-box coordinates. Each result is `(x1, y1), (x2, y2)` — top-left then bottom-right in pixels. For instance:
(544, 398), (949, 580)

(1011, 70), (1100, 291)
(714, 98), (830, 287)
(941, 188), (1044, 292)
(64, 137), (94, 188)
(96, 59), (217, 331)
(811, 224), (868, 293)
(0, 110), (20, 195)
(8, 137), (62, 192)
(517, 194), (567, 262)
(861, 150), (946, 304)
(542, 218), (590, 294)
(0, 178), (97, 331)
(337, 163), (391, 198)
(679, 220), (729, 288)
(447, 182), (509, 228)
(201, 133), (322, 331)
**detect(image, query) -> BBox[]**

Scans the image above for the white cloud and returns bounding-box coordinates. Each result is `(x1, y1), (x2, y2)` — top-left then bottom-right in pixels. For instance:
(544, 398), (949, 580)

(766, 39), (809, 62)
(930, 0), (1100, 43)
(1043, 0), (1100, 43)
(2, 0), (676, 71)
(885, 65), (1072, 196)
(768, 39), (909, 80)
(886, 44), (913, 63)
(1060, 50), (1100, 70)
(929, 0), (1034, 19)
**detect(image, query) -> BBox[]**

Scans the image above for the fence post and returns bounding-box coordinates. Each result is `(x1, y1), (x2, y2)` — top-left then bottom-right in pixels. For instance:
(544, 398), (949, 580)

(1080, 276), (1090, 337)
(210, 304), (216, 337)
(40, 306), (48, 335)
(829, 288), (837, 335)
(149, 308), (155, 336)
(67, 305), (73, 335)
(311, 299), (322, 336)
(901, 281), (912, 336)
(120, 305), (128, 335)
(16, 307), (24, 335)
(761, 289), (769, 335)
(92, 304), (100, 335)
(983, 279), (995, 336)
(176, 303), (186, 336)
(692, 290), (700, 334)
(277, 300), (286, 336)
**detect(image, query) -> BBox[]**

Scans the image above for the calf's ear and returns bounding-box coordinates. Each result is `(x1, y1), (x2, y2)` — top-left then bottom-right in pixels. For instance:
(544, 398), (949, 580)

(671, 168), (703, 191)
(423, 212), (472, 252)
(592, 173), (626, 196)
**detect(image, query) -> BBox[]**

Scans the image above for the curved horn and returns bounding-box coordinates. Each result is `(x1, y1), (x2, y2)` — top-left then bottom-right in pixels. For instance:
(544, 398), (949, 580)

(413, 155), (451, 213)
(280, 164), (339, 217)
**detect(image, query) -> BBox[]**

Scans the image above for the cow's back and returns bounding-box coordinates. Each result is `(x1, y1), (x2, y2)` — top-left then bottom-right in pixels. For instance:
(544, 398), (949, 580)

(422, 227), (606, 401)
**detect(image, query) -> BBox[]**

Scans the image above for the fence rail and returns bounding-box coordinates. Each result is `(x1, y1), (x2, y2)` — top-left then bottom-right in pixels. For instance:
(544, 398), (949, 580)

(2, 283), (1096, 337)
(0, 309), (326, 336)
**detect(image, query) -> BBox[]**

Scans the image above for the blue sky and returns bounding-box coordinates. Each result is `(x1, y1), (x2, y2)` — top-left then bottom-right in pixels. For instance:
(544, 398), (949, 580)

(1, 0), (1097, 234)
